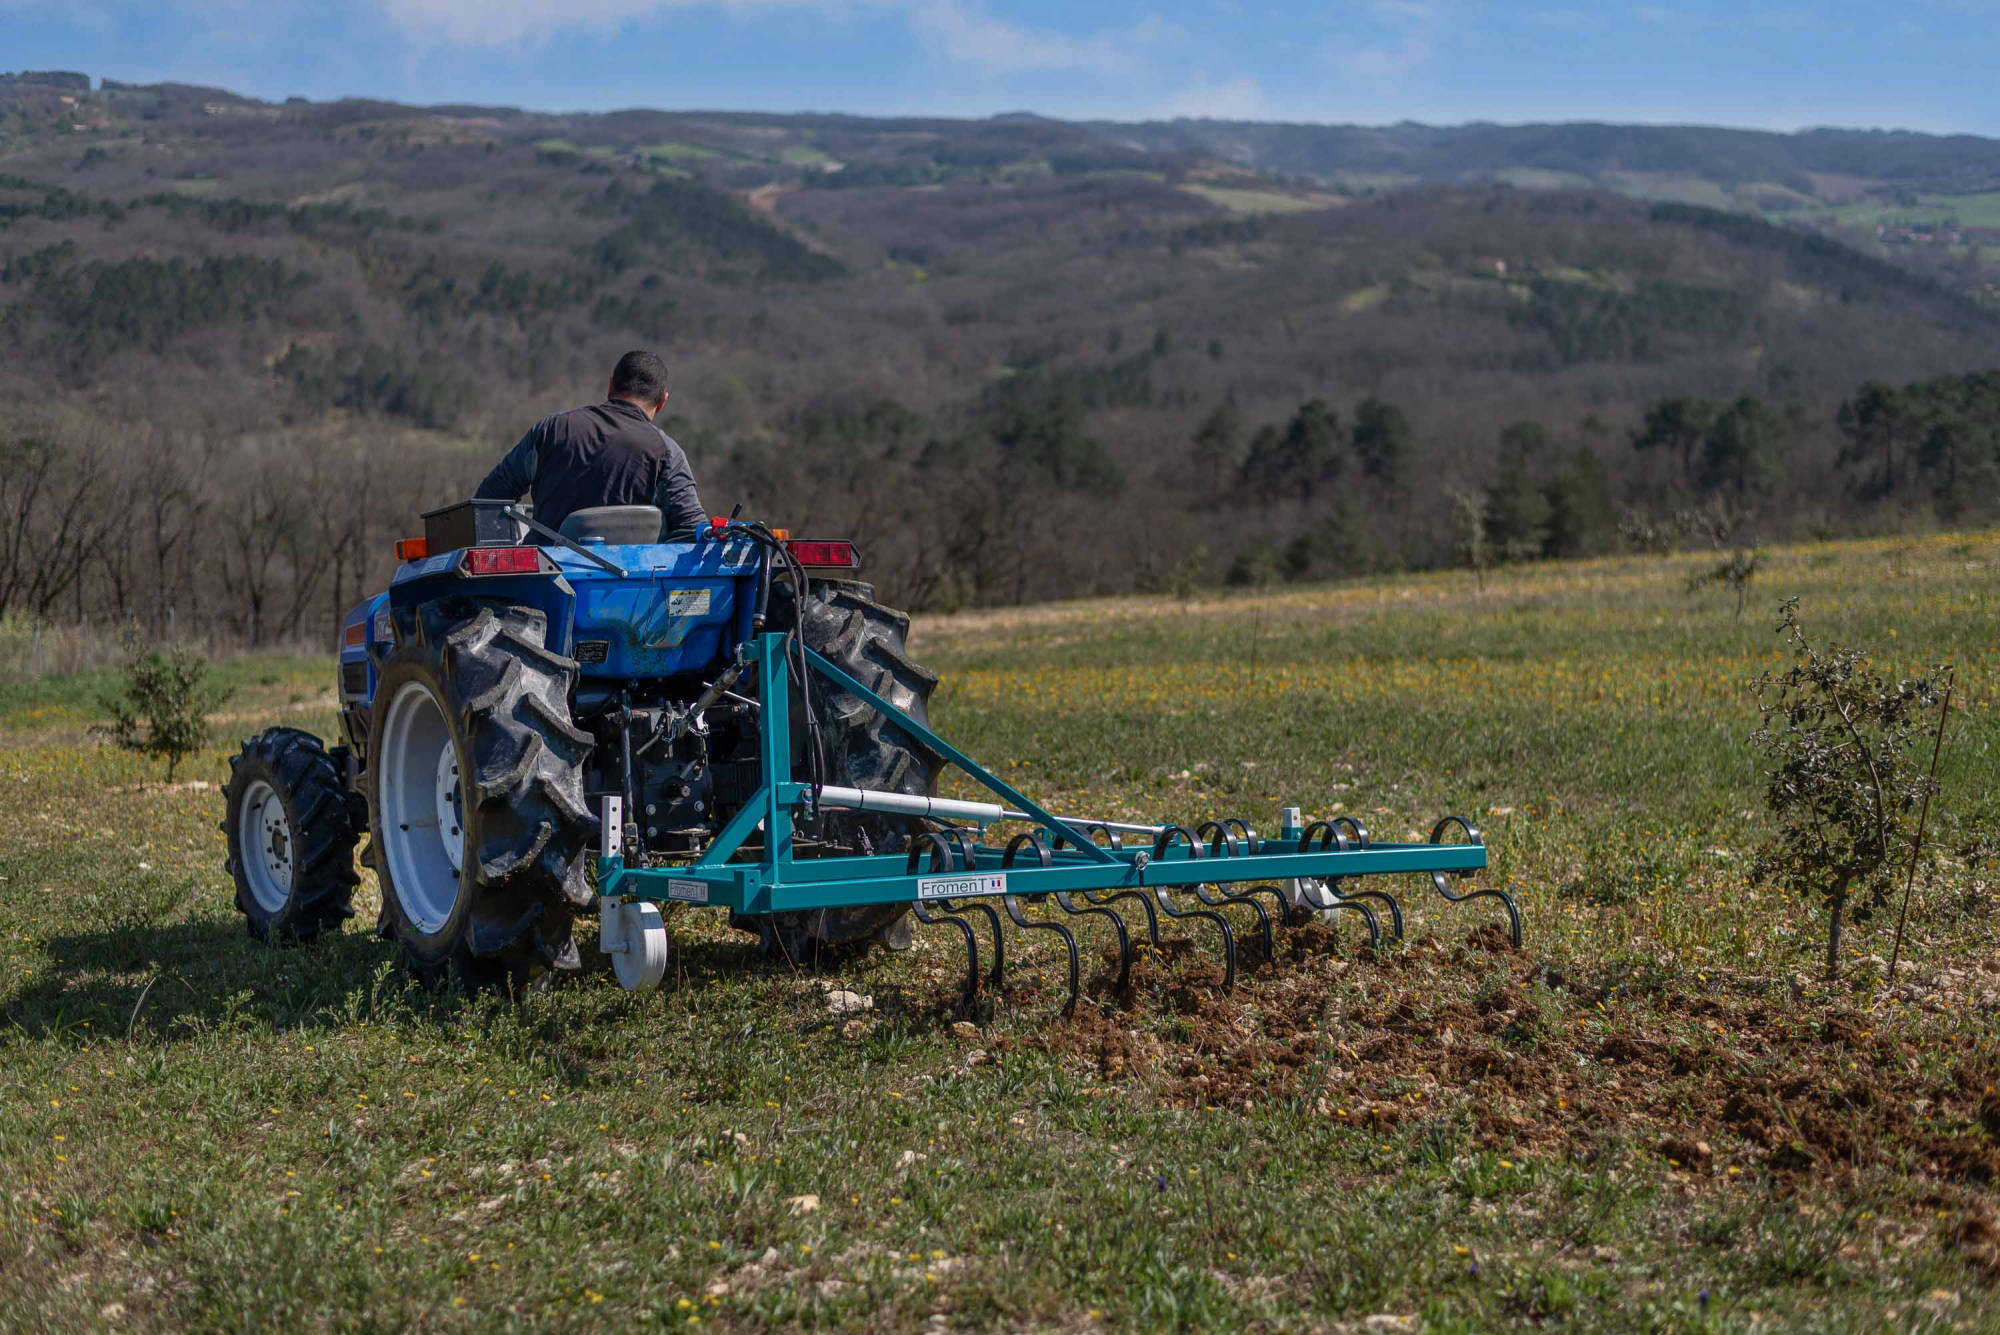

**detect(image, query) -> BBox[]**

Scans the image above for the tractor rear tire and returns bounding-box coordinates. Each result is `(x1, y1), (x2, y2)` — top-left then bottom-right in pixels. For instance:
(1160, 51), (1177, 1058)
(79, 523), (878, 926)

(740, 578), (939, 959)
(370, 598), (595, 994)
(222, 727), (360, 943)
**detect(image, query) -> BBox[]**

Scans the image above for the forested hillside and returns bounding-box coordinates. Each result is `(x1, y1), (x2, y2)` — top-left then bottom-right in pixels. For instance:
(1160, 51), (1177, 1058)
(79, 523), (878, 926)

(2, 74), (1998, 647)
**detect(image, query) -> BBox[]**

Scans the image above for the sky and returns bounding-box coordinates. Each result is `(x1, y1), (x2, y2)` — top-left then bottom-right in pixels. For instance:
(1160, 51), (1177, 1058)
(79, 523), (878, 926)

(4, 0), (1998, 134)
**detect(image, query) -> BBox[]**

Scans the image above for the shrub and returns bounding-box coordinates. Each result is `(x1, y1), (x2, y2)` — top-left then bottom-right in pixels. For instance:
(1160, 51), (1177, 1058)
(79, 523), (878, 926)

(95, 645), (232, 781)
(1749, 599), (1946, 980)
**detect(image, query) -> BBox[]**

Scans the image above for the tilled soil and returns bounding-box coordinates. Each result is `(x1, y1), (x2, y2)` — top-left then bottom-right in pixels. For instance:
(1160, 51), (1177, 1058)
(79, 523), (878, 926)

(1005, 922), (2000, 1195)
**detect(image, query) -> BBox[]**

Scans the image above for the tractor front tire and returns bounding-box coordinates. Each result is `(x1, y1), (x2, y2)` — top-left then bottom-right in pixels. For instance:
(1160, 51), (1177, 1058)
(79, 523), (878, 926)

(222, 727), (360, 943)
(740, 578), (939, 959)
(370, 599), (595, 994)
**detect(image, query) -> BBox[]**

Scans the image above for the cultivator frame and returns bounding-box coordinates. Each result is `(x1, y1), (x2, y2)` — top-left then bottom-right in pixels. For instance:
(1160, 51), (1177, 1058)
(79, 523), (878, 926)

(597, 633), (1519, 1010)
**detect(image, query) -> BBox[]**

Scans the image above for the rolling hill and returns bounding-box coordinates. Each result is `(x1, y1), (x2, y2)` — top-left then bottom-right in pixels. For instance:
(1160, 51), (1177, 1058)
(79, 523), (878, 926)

(1, 73), (1997, 636)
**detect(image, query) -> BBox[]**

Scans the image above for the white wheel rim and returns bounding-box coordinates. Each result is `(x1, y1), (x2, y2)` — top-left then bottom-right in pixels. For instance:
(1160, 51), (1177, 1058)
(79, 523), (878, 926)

(379, 680), (466, 935)
(239, 779), (294, 912)
(611, 902), (670, 991)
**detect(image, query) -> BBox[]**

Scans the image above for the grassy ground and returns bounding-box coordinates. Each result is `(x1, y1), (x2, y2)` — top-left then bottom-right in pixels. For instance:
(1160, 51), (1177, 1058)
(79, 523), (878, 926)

(4, 532), (1998, 1332)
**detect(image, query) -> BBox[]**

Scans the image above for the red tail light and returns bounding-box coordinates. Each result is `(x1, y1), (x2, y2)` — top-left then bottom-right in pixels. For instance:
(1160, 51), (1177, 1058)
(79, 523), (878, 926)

(786, 539), (859, 569)
(462, 546), (546, 576)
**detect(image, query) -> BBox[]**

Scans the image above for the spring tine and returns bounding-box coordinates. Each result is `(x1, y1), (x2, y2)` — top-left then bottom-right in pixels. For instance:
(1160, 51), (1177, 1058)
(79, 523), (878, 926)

(1001, 831), (1086, 1015)
(1152, 891), (1236, 993)
(1331, 816), (1371, 847)
(1190, 822), (1271, 956)
(1149, 827), (1236, 991)
(1064, 824), (1157, 948)
(907, 832), (979, 1007)
(1298, 820), (1350, 854)
(1231, 879), (1303, 941)
(917, 827), (1006, 988)
(1428, 815), (1523, 947)
(1190, 881), (1273, 963)
(1195, 820), (1242, 858)
(1054, 892), (1133, 994)
(1093, 889), (1161, 947)
(1003, 896), (1081, 1017)
(1334, 886), (1404, 939)
(1323, 896), (1382, 950)
(939, 826), (980, 870)
(1222, 817), (1258, 846)
(942, 899), (1005, 989)
(912, 899), (980, 1009)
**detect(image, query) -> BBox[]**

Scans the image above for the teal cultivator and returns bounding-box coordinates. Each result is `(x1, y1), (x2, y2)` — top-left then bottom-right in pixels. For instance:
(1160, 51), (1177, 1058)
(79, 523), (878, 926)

(220, 497), (1518, 1011)
(595, 631), (1518, 1012)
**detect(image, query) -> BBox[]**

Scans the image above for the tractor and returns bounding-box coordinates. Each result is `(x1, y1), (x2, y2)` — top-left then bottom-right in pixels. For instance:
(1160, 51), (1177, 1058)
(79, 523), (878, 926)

(223, 498), (1515, 1007)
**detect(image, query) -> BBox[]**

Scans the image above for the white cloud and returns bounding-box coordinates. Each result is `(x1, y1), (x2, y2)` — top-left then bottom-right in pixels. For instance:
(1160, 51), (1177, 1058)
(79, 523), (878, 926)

(906, 2), (1178, 75)
(377, 0), (795, 46)
(1153, 75), (1267, 121)
(1325, 0), (1439, 85)
(374, 0), (1179, 71)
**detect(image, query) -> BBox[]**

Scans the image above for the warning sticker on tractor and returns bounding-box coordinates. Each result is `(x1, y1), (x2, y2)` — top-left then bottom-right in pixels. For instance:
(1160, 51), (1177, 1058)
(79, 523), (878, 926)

(666, 878), (710, 904)
(916, 872), (1007, 900)
(666, 588), (713, 616)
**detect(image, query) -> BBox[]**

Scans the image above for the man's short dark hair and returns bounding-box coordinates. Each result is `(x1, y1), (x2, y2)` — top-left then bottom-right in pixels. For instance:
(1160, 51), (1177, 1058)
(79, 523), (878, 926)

(609, 350), (669, 403)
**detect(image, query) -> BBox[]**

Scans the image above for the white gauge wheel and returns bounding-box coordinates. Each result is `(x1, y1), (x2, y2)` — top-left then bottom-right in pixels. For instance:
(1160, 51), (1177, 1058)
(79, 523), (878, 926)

(1287, 877), (1339, 911)
(609, 901), (670, 991)
(238, 779), (294, 912)
(378, 680), (466, 935)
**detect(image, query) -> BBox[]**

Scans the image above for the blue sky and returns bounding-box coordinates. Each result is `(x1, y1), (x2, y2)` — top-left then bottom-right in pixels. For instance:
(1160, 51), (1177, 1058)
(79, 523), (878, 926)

(4, 1), (1997, 133)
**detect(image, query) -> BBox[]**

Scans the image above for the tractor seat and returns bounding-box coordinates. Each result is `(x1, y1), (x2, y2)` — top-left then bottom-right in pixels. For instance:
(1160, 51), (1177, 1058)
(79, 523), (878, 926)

(558, 505), (663, 545)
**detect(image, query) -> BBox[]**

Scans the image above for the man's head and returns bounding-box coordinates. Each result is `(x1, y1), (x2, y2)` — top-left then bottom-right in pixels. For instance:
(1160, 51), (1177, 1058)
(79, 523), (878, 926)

(607, 350), (670, 418)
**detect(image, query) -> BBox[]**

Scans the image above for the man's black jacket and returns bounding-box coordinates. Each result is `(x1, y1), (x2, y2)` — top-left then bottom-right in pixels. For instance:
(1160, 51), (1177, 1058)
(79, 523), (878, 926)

(474, 399), (706, 539)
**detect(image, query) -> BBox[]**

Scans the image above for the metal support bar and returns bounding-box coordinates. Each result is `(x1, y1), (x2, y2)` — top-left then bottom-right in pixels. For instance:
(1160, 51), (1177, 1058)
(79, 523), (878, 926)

(804, 646), (1118, 865)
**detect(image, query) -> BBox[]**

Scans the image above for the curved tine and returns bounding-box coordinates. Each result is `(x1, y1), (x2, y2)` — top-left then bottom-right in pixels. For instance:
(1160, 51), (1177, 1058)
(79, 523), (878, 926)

(942, 897), (1006, 990)
(1002, 895), (1081, 1018)
(1335, 885), (1405, 939)
(1233, 880), (1296, 942)
(1430, 814), (1482, 846)
(920, 827), (1004, 988)
(1002, 830), (1053, 870)
(940, 825), (980, 870)
(1195, 820), (1243, 859)
(907, 833), (978, 1008)
(1170, 901), (1237, 994)
(1427, 814), (1521, 947)
(1322, 896), (1382, 950)
(905, 830), (956, 874)
(1222, 817), (1258, 849)
(1331, 816), (1371, 848)
(1146, 828), (1235, 991)
(1094, 889), (1161, 948)
(1071, 824), (1141, 930)
(1298, 820), (1352, 854)
(1187, 826), (1271, 962)
(1190, 881), (1273, 962)
(911, 900), (980, 1009)
(1053, 891), (1133, 995)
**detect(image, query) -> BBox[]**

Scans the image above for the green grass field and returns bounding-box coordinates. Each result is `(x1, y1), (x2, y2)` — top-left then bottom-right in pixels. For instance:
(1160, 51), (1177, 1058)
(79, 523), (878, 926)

(4, 533), (1999, 1332)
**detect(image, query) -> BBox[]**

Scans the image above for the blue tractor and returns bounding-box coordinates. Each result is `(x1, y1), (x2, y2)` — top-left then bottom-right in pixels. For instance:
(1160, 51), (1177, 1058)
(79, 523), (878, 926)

(221, 499), (939, 990)
(223, 500), (1515, 1008)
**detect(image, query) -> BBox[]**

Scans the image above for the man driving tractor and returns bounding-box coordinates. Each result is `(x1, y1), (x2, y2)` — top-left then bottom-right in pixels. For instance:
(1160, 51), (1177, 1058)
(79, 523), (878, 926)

(476, 350), (707, 539)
